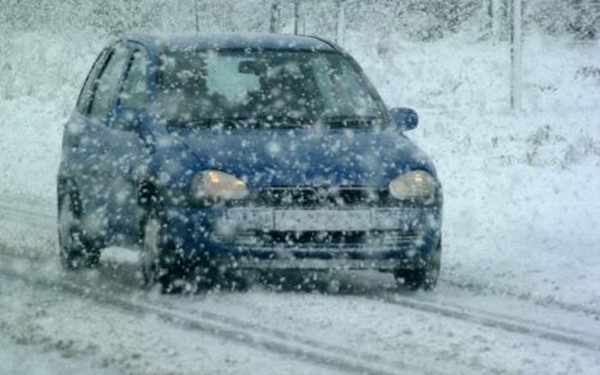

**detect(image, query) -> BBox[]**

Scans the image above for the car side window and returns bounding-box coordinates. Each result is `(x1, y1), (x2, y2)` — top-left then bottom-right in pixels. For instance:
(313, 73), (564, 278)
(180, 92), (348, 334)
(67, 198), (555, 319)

(76, 48), (109, 114)
(88, 43), (130, 123)
(118, 48), (149, 110)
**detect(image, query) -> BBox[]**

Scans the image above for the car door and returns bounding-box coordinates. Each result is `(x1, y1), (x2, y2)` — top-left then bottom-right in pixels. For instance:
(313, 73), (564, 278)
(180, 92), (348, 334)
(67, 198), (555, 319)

(66, 42), (132, 240)
(103, 45), (152, 239)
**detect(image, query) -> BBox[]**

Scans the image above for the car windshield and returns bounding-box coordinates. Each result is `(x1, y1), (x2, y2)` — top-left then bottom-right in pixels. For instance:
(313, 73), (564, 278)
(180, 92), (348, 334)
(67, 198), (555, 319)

(156, 49), (385, 128)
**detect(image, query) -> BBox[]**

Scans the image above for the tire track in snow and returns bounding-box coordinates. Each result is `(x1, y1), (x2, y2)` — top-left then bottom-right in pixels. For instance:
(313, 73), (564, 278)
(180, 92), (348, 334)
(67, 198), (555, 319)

(370, 292), (600, 353)
(0, 202), (55, 220)
(444, 279), (600, 317)
(0, 202), (55, 233)
(0, 262), (432, 375)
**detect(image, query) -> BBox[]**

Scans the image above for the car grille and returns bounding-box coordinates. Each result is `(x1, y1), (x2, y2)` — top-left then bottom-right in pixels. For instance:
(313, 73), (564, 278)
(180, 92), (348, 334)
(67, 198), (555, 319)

(222, 230), (417, 251)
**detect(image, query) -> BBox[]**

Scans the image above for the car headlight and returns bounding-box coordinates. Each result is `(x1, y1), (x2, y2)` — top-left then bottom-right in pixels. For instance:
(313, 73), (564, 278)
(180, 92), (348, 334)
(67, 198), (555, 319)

(191, 170), (249, 200)
(389, 170), (437, 201)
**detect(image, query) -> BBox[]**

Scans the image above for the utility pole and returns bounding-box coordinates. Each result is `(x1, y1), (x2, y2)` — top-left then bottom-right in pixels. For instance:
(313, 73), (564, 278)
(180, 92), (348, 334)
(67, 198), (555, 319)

(510, 0), (522, 112)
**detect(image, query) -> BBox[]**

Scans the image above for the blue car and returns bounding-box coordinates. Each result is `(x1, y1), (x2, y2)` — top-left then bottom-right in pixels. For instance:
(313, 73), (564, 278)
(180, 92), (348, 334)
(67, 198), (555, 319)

(57, 33), (443, 291)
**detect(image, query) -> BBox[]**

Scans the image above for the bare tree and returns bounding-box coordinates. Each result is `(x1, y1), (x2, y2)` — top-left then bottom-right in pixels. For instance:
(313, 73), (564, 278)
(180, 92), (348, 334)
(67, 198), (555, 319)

(269, 2), (280, 33)
(490, 0), (505, 40)
(510, 0), (522, 111)
(336, 0), (346, 44)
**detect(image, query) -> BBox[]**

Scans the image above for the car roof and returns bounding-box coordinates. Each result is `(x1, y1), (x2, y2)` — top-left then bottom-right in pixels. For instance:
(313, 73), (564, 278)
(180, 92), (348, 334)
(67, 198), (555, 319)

(120, 33), (339, 54)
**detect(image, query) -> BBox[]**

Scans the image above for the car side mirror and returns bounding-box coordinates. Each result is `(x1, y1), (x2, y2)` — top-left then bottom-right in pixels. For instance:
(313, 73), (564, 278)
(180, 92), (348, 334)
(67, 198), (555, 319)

(389, 107), (418, 131)
(109, 106), (144, 132)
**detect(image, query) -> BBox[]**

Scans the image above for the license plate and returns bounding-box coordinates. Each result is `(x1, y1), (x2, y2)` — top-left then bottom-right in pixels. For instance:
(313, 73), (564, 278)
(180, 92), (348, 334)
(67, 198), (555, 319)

(223, 209), (273, 231)
(221, 208), (406, 232)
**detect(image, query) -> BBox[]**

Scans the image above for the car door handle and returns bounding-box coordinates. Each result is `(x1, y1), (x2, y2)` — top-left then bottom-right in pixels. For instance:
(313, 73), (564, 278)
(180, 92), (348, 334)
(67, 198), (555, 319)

(70, 138), (80, 150)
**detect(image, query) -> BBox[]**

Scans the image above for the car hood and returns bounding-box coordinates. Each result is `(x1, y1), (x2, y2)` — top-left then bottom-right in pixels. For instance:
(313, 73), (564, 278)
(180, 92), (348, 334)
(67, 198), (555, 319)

(169, 127), (436, 189)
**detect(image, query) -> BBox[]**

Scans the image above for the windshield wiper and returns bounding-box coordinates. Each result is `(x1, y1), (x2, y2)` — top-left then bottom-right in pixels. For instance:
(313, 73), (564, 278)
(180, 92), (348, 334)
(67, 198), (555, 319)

(245, 115), (316, 127)
(168, 115), (314, 130)
(320, 115), (382, 128)
(167, 117), (244, 129)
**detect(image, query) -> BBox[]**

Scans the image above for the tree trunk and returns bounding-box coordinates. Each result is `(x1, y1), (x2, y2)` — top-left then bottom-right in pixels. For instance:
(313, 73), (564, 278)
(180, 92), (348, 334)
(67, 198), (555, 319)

(510, 0), (522, 111)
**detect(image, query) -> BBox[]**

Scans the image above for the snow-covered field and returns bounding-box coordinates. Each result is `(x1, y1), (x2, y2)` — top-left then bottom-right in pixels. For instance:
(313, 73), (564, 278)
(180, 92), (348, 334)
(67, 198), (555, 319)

(1, 29), (600, 374)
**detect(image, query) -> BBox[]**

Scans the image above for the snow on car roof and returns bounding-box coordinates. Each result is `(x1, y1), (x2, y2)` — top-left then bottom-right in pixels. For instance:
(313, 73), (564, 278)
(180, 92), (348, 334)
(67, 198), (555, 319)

(121, 33), (339, 53)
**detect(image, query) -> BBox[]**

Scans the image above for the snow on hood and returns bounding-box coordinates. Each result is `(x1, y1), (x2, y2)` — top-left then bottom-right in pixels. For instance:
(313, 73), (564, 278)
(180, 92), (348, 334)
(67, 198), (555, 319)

(168, 126), (436, 189)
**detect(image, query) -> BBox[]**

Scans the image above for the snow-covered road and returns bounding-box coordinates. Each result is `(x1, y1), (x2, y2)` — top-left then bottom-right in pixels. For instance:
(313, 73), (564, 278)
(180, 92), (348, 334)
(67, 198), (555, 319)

(1, 200), (599, 375)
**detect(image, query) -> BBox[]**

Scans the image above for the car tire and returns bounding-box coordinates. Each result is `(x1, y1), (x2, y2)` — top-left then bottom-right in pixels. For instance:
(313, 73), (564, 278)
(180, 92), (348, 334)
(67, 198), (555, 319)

(140, 205), (184, 292)
(58, 188), (100, 269)
(140, 207), (162, 288)
(394, 241), (442, 291)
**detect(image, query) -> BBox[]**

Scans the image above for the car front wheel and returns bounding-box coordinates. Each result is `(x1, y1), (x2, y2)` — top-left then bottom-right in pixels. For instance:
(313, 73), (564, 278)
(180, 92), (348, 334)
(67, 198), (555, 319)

(140, 208), (162, 287)
(140, 207), (185, 292)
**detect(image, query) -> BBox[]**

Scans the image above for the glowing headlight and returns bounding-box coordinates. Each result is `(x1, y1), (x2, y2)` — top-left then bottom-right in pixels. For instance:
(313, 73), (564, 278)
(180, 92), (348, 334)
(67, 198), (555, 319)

(191, 170), (249, 200)
(389, 170), (437, 201)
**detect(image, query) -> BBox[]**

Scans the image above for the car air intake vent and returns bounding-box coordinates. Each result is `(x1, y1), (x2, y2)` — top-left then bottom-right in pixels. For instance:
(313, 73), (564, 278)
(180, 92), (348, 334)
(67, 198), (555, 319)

(225, 230), (418, 251)
(255, 187), (383, 208)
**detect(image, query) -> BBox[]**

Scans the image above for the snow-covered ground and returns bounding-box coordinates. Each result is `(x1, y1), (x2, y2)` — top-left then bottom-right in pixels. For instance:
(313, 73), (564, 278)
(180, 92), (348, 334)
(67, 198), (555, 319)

(1, 29), (600, 374)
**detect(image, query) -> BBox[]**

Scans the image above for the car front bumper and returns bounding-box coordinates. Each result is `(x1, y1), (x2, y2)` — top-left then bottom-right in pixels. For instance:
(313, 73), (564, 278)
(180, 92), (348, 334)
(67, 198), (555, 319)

(161, 205), (442, 271)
